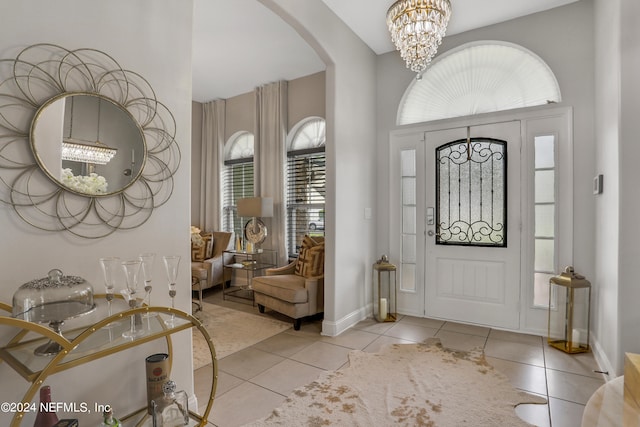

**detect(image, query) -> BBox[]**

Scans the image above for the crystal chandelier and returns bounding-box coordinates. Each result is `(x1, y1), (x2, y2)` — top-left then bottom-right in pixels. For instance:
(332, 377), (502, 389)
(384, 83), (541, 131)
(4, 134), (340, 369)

(61, 96), (117, 165)
(386, 0), (452, 76)
(61, 141), (117, 165)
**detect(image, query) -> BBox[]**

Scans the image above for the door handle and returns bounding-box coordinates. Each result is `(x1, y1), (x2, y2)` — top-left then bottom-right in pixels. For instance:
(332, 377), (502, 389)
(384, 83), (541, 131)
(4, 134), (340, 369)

(427, 230), (441, 237)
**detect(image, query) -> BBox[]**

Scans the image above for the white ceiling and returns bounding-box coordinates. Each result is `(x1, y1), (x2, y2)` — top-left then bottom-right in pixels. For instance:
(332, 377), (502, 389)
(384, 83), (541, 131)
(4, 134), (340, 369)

(192, 0), (581, 102)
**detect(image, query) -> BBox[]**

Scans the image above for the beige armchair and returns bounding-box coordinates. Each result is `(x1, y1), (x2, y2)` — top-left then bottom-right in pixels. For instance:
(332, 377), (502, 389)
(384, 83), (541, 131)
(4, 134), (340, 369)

(252, 236), (324, 330)
(191, 231), (235, 295)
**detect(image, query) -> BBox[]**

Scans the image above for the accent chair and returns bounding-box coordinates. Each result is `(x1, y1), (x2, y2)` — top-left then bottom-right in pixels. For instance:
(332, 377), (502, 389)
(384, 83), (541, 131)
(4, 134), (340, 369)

(252, 235), (324, 330)
(191, 231), (235, 309)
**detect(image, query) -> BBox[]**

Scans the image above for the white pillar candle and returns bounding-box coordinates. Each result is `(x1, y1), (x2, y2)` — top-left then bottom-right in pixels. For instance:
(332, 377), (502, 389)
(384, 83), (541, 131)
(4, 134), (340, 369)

(572, 328), (586, 348)
(379, 298), (388, 321)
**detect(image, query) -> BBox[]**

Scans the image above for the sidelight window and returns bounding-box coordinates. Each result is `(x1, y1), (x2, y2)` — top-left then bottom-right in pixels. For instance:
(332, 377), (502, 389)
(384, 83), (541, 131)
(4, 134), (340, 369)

(401, 149), (417, 291)
(533, 135), (557, 308)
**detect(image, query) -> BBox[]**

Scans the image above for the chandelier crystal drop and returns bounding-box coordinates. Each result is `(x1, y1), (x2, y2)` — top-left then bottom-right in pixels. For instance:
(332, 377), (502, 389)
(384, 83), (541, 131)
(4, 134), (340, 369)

(387, 0), (452, 75)
(61, 141), (117, 165)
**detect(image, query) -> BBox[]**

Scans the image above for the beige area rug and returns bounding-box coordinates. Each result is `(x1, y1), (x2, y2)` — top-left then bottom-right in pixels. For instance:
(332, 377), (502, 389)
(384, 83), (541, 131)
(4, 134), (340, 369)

(245, 338), (546, 427)
(192, 302), (291, 370)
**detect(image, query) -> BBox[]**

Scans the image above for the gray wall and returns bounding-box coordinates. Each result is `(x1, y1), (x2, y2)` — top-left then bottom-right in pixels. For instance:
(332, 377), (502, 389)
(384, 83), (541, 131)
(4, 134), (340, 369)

(0, 1), (194, 424)
(225, 91), (256, 141)
(592, 0), (640, 376)
(617, 0), (640, 374)
(191, 101), (203, 226)
(593, 0), (621, 376)
(288, 71), (326, 130)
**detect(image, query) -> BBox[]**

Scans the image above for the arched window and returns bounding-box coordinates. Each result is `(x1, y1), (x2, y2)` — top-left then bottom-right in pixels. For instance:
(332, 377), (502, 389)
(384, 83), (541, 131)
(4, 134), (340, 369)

(397, 41), (561, 125)
(222, 131), (254, 236)
(286, 117), (326, 256)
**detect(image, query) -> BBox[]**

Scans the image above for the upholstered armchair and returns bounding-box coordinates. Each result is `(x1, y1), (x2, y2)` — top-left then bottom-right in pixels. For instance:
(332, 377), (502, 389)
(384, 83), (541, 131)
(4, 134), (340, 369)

(252, 236), (324, 330)
(191, 231), (235, 304)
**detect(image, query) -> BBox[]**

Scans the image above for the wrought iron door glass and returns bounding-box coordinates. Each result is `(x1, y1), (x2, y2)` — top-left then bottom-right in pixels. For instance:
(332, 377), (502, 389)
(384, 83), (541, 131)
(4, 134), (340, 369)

(436, 138), (507, 247)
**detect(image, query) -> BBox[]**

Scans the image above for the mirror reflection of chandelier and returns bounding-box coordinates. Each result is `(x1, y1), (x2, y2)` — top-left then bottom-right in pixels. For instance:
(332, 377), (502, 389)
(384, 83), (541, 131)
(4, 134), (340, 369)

(61, 141), (117, 165)
(61, 97), (117, 165)
(386, 0), (452, 76)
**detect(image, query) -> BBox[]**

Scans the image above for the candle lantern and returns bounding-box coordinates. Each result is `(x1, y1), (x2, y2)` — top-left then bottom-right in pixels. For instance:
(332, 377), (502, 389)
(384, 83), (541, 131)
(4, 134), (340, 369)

(547, 266), (591, 354)
(373, 255), (397, 322)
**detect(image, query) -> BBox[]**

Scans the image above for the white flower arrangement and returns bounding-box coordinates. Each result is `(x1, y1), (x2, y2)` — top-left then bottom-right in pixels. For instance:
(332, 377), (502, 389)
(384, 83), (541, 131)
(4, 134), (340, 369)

(191, 226), (204, 247)
(61, 168), (108, 195)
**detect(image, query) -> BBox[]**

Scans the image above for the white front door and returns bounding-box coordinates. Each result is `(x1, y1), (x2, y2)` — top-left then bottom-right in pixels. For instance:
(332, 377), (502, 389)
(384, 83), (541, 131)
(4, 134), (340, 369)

(391, 108), (573, 333)
(424, 121), (521, 329)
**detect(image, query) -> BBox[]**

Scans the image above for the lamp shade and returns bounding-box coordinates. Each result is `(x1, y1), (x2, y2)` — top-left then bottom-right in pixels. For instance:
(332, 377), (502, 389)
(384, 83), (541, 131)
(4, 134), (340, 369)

(237, 197), (273, 218)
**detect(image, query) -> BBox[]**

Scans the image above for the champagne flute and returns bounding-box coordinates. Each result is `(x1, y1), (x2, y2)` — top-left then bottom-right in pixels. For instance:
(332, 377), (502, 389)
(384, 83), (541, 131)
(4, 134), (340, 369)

(121, 259), (144, 339)
(139, 253), (155, 317)
(163, 255), (181, 326)
(99, 257), (120, 328)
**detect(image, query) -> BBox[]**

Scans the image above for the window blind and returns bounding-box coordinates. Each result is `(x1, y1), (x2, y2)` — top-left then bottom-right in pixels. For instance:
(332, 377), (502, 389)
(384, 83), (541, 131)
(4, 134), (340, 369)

(222, 159), (254, 237)
(286, 149), (325, 256)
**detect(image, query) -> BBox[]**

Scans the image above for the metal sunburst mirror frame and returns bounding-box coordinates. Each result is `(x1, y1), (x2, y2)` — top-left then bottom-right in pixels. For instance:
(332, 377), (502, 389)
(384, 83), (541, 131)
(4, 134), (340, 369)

(0, 43), (180, 238)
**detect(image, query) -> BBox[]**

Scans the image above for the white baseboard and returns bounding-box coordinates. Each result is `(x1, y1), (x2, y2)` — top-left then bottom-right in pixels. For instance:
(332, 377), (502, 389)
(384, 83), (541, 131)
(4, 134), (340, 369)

(189, 393), (199, 415)
(519, 326), (548, 337)
(321, 306), (368, 336)
(590, 332), (618, 380)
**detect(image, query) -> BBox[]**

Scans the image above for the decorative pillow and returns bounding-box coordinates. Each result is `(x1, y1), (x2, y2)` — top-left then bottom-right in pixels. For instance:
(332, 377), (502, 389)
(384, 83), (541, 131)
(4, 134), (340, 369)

(192, 233), (214, 262)
(204, 233), (214, 259)
(295, 235), (325, 278)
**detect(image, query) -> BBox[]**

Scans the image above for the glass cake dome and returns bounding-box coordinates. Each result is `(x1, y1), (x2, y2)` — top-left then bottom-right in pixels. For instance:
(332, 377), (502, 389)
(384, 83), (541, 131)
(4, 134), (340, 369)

(12, 268), (95, 356)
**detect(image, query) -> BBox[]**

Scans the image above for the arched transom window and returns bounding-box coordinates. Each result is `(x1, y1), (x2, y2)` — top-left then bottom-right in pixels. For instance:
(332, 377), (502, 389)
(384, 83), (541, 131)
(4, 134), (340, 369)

(225, 131), (254, 161)
(397, 41), (562, 125)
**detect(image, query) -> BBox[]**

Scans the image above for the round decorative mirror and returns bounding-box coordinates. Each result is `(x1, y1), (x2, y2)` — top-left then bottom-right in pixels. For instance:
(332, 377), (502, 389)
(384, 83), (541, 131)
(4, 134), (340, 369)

(31, 93), (145, 196)
(0, 44), (180, 238)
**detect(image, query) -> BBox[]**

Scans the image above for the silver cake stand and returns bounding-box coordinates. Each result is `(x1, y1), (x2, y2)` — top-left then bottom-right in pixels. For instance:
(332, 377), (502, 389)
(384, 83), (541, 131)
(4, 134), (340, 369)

(21, 300), (96, 356)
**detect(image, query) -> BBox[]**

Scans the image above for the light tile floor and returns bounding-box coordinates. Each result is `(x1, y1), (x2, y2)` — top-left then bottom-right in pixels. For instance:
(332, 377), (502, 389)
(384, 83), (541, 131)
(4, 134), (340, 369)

(194, 289), (605, 427)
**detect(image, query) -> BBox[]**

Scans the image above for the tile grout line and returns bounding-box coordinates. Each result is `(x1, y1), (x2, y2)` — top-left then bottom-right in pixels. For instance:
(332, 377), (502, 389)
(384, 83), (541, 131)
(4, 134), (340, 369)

(541, 336), (553, 426)
(198, 290), (593, 426)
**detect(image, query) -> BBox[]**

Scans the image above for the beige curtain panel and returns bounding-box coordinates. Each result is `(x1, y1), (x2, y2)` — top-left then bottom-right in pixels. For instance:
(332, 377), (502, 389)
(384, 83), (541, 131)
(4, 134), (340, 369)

(255, 81), (288, 265)
(199, 99), (225, 232)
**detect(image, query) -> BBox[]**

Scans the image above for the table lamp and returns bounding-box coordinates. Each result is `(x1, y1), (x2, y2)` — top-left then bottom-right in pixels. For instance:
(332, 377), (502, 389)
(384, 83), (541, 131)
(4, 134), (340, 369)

(237, 197), (273, 249)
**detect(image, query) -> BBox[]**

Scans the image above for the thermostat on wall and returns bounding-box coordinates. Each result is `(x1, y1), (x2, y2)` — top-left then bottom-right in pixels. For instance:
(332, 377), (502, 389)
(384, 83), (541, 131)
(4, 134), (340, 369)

(593, 174), (603, 195)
